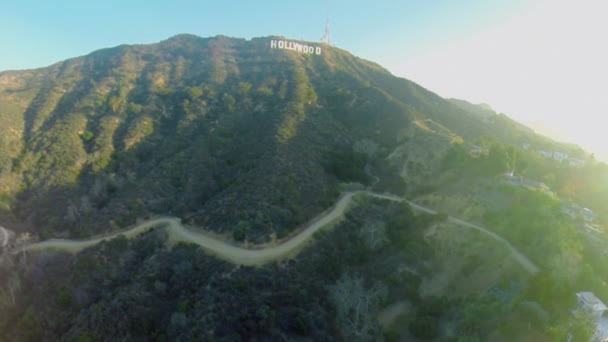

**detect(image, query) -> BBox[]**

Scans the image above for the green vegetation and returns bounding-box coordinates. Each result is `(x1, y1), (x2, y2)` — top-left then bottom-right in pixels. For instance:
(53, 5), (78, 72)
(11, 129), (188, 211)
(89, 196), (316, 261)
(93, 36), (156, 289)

(0, 34), (606, 341)
(443, 137), (608, 224)
(434, 138), (608, 339)
(0, 195), (427, 341)
(1, 35), (414, 241)
(80, 130), (95, 142)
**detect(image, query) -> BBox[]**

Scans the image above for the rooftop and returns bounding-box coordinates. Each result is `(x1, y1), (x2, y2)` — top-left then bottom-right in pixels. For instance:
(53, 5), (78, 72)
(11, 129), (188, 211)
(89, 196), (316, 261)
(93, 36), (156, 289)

(578, 291), (608, 312)
(597, 317), (608, 340)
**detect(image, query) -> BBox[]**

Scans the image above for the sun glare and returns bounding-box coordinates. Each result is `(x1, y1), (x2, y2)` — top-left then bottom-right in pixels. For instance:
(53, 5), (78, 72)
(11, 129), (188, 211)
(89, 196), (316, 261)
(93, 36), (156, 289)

(397, 0), (608, 160)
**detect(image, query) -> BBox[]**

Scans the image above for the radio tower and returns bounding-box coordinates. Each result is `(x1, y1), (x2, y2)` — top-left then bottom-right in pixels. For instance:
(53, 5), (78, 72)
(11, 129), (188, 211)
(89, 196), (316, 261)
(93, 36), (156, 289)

(321, 18), (331, 45)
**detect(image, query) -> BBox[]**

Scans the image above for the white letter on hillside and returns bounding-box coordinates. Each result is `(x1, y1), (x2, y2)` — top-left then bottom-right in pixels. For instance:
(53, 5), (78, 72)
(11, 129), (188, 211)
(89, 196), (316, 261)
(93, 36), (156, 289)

(270, 40), (277, 48)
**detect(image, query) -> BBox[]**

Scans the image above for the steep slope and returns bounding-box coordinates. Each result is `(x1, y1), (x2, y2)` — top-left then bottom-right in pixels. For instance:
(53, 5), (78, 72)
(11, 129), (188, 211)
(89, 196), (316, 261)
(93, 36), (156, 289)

(2, 34), (606, 342)
(0, 35), (409, 241)
(0, 34), (543, 242)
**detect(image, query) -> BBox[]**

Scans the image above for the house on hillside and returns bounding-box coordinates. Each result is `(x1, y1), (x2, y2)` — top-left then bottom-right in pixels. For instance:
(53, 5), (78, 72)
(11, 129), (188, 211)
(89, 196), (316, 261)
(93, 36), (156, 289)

(537, 150), (571, 162)
(502, 172), (523, 185)
(563, 204), (597, 223)
(569, 158), (585, 167)
(563, 203), (583, 220)
(468, 144), (487, 157)
(578, 292), (608, 319)
(575, 292), (608, 341)
(583, 208), (598, 223)
(502, 173), (552, 193)
(521, 179), (551, 192)
(553, 151), (569, 162)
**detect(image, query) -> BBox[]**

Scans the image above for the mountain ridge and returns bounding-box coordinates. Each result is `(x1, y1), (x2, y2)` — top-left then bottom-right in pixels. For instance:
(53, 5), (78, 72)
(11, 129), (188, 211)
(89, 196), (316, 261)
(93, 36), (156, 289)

(0, 34), (409, 242)
(0, 33), (582, 242)
(1, 33), (608, 342)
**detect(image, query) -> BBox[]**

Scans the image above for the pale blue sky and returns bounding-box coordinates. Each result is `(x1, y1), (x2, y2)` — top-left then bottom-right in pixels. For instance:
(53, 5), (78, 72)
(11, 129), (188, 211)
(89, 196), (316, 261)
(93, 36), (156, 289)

(0, 0), (524, 71)
(1, 0), (606, 160)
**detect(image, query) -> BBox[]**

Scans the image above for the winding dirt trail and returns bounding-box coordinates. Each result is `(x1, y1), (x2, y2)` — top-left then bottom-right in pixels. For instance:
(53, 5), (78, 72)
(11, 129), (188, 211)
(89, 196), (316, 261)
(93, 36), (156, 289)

(15, 191), (539, 273)
(16, 192), (357, 265)
(369, 193), (539, 274)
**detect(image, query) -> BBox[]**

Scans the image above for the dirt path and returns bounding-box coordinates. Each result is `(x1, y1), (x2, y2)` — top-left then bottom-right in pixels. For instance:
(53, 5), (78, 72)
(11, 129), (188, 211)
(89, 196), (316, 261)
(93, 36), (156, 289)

(16, 191), (539, 273)
(447, 216), (539, 274)
(368, 192), (539, 275)
(17, 192), (357, 265)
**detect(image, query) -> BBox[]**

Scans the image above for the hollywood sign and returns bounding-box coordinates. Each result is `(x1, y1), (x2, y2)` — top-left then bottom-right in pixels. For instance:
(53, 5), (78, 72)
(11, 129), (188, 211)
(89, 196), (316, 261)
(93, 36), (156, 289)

(270, 40), (321, 55)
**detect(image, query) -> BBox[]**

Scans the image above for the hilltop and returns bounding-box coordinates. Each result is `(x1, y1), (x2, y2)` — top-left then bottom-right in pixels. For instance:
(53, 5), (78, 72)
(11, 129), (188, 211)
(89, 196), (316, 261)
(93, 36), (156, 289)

(0, 33), (553, 243)
(1, 34), (608, 341)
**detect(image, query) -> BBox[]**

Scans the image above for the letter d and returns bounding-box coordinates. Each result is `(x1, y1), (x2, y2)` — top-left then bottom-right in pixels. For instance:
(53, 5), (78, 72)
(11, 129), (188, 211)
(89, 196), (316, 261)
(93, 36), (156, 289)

(315, 47), (321, 55)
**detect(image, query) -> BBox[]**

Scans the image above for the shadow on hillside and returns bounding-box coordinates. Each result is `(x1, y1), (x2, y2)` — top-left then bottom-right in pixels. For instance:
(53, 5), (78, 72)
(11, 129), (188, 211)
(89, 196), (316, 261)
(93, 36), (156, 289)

(7, 40), (417, 243)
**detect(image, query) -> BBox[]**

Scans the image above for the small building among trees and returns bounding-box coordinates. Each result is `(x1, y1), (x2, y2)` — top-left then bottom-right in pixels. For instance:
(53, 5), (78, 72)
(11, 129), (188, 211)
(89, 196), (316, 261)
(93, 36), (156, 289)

(575, 291), (608, 342)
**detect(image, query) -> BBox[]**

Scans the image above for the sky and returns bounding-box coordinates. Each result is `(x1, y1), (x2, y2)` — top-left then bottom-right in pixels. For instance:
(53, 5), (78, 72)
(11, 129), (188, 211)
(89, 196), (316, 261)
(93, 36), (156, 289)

(1, 0), (607, 160)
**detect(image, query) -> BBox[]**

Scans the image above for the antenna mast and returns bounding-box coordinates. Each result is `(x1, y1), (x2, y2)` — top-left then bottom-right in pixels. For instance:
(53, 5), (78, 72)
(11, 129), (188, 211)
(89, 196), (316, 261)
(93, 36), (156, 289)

(321, 18), (331, 45)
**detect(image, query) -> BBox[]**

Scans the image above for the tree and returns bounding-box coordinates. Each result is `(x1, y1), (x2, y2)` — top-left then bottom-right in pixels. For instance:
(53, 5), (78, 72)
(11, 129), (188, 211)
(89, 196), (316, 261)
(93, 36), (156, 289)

(15, 232), (31, 265)
(358, 220), (388, 251)
(80, 196), (92, 214)
(456, 337), (480, 342)
(329, 273), (387, 341)
(570, 308), (595, 342)
(558, 179), (577, 199)
(547, 222), (583, 287)
(0, 273), (20, 308)
(486, 144), (509, 175)
(506, 145), (517, 172)
(81, 130), (95, 142)
(222, 93), (236, 112)
(353, 139), (379, 159)
(516, 301), (549, 329)
(108, 96), (126, 113)
(238, 82), (252, 95)
(456, 297), (504, 338)
(409, 315), (439, 340)
(548, 246), (582, 287)
(186, 86), (204, 99)
(435, 212), (449, 222)
(542, 173), (557, 189)
(90, 177), (107, 200)
(441, 143), (468, 170)
(65, 202), (80, 225)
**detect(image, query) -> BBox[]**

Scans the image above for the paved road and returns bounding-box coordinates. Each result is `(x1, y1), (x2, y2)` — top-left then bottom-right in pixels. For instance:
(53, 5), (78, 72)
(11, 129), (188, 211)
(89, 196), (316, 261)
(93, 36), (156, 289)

(15, 191), (539, 274)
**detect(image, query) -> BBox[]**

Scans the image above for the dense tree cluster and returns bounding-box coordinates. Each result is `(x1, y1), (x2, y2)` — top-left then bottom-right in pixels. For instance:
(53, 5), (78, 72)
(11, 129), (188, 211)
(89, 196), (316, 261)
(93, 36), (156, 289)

(442, 137), (608, 224)
(1, 33), (606, 342)
(0, 197), (431, 341)
(0, 34), (433, 243)
(2, 34), (589, 243)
